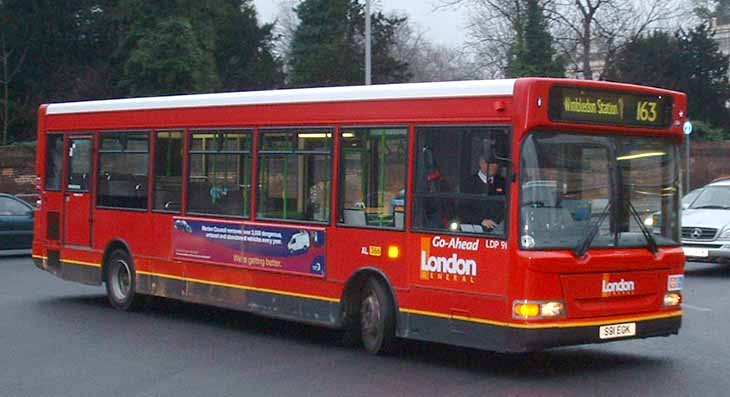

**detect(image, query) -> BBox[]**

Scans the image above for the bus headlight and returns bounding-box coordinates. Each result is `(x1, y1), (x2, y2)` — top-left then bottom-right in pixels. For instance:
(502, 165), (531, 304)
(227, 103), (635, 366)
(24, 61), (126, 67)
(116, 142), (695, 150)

(663, 292), (682, 307)
(513, 300), (565, 319)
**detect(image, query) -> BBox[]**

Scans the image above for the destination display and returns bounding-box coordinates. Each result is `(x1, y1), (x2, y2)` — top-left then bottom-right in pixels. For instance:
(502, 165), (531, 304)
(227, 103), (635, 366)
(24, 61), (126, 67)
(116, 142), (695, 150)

(548, 87), (673, 128)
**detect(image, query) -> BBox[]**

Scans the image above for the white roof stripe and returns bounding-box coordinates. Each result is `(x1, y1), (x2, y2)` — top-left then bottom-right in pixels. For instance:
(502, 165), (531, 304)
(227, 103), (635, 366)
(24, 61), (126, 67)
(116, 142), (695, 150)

(46, 79), (516, 115)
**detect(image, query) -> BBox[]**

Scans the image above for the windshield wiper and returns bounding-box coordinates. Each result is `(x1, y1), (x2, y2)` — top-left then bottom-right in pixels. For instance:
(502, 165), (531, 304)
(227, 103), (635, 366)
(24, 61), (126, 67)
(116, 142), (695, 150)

(692, 205), (728, 209)
(575, 200), (612, 257)
(624, 199), (658, 254)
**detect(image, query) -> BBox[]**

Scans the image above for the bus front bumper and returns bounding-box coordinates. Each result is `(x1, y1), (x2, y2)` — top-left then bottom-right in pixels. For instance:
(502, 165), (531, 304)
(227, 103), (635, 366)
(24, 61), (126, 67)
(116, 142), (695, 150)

(398, 311), (682, 353)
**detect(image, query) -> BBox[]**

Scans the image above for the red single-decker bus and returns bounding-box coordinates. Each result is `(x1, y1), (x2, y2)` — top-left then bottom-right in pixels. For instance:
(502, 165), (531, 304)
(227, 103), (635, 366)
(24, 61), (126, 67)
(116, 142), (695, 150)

(33, 78), (686, 354)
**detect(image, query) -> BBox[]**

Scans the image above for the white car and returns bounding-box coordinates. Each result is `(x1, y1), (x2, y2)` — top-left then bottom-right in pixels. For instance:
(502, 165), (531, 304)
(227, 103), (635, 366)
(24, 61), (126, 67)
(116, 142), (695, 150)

(681, 179), (730, 262)
(287, 231), (311, 253)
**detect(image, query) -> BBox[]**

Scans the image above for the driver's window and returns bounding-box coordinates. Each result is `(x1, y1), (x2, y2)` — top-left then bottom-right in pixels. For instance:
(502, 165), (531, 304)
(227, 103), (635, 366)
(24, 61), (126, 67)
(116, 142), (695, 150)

(413, 126), (510, 236)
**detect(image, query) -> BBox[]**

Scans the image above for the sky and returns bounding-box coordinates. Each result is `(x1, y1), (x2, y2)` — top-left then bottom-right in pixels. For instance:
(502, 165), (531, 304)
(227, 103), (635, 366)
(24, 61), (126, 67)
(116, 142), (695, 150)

(252, 0), (470, 48)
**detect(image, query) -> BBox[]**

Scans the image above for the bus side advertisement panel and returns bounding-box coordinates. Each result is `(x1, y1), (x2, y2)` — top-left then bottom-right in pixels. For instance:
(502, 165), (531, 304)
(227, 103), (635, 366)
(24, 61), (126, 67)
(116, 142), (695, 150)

(172, 217), (326, 277)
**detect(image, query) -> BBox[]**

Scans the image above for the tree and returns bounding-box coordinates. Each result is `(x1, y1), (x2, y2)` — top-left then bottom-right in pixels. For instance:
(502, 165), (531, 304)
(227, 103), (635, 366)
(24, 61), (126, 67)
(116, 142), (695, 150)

(288, 0), (361, 86)
(370, 11), (412, 84)
(0, 0), (115, 143)
(504, 0), (564, 78)
(123, 17), (217, 96)
(694, 0), (730, 24)
(0, 6), (27, 145)
(551, 0), (687, 79)
(390, 21), (481, 82)
(603, 31), (680, 89)
(288, 0), (410, 87)
(210, 0), (285, 91)
(446, 0), (689, 79)
(0, 0), (285, 142)
(676, 24), (730, 133)
(606, 24), (730, 140)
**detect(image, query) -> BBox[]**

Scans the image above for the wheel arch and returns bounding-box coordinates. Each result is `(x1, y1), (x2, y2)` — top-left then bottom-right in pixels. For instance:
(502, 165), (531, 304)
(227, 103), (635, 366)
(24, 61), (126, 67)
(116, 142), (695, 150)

(101, 239), (133, 282)
(339, 267), (400, 328)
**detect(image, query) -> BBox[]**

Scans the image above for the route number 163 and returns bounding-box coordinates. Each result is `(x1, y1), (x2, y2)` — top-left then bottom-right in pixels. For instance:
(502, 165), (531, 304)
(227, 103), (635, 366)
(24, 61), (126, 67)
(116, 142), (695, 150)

(636, 101), (658, 122)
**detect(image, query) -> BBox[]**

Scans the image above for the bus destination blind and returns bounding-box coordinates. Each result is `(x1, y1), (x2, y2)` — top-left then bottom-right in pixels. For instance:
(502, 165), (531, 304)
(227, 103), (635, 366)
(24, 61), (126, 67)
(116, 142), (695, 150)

(549, 87), (673, 128)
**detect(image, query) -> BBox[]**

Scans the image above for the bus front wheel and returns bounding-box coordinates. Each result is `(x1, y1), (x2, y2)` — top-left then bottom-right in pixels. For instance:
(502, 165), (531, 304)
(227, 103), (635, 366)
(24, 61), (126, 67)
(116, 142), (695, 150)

(360, 279), (396, 355)
(104, 249), (141, 311)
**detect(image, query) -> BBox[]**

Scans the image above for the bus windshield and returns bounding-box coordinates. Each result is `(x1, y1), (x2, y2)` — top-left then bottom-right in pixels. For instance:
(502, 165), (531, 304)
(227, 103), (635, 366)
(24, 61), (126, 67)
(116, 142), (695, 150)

(520, 132), (680, 252)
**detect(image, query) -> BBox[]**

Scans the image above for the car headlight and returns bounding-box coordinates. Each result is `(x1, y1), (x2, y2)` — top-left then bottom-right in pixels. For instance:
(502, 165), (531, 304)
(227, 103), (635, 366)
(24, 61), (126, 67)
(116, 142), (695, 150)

(718, 227), (730, 241)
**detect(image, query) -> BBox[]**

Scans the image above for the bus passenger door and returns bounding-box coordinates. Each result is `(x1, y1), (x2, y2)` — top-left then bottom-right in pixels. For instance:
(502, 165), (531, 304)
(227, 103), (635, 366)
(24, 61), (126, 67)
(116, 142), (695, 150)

(63, 136), (94, 247)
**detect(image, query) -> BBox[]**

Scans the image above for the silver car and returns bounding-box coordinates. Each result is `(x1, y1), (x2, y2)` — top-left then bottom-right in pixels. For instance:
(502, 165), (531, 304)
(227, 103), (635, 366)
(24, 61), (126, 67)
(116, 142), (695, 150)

(682, 179), (730, 262)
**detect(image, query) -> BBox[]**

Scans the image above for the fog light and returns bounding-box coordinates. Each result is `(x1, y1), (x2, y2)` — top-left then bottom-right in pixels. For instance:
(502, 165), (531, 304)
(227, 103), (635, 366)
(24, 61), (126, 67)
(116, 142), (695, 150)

(513, 300), (565, 319)
(663, 292), (682, 307)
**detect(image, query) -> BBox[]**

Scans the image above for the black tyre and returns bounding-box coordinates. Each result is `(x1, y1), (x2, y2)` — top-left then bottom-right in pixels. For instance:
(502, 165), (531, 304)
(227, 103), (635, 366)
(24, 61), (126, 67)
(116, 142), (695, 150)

(104, 249), (141, 311)
(360, 278), (396, 355)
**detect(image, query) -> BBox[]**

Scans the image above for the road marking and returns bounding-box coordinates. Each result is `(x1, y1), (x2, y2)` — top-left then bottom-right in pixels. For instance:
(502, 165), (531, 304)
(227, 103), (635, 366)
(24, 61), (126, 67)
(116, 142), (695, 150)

(683, 304), (711, 312)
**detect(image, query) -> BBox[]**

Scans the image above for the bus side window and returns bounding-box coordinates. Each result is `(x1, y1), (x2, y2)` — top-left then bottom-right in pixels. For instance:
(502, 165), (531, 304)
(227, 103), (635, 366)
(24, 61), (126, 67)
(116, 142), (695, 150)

(98, 132), (150, 209)
(45, 134), (64, 191)
(153, 130), (183, 212)
(187, 129), (252, 217)
(338, 127), (408, 229)
(257, 128), (332, 223)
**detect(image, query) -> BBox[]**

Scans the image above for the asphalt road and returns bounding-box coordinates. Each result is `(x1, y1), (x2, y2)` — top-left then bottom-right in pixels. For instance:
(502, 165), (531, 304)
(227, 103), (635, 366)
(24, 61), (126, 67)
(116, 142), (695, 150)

(1, 256), (729, 397)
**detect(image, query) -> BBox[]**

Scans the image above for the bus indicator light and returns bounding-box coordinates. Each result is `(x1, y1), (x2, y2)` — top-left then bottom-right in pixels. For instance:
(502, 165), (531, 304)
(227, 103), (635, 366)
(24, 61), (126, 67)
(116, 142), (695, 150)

(387, 245), (400, 259)
(514, 303), (540, 318)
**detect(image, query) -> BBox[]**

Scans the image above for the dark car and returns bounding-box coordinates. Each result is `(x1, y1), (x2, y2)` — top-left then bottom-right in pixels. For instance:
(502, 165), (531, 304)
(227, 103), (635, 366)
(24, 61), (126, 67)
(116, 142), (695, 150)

(0, 194), (35, 254)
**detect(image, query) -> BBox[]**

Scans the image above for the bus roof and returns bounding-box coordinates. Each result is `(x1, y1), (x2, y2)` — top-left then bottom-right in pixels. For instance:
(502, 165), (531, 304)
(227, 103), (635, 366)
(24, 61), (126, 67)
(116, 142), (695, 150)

(46, 79), (517, 115)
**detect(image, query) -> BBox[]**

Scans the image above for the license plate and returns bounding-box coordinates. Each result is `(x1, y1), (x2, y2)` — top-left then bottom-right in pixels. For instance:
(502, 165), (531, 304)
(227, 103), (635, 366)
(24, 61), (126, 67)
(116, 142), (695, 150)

(599, 323), (636, 339)
(683, 247), (709, 257)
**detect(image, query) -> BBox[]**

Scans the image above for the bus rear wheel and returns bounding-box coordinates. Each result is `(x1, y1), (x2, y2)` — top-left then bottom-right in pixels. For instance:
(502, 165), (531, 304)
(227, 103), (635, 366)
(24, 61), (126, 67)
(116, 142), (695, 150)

(360, 279), (396, 355)
(105, 249), (141, 311)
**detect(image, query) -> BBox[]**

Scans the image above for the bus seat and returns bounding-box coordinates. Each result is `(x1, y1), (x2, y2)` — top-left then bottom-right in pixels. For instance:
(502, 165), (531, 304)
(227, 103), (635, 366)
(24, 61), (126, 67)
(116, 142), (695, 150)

(394, 211), (405, 229)
(343, 209), (367, 226)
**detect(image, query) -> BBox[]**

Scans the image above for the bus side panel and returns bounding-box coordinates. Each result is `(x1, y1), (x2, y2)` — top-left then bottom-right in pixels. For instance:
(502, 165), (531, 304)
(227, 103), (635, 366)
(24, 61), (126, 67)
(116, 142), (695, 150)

(401, 233), (510, 308)
(182, 260), (340, 327)
(328, 228), (408, 287)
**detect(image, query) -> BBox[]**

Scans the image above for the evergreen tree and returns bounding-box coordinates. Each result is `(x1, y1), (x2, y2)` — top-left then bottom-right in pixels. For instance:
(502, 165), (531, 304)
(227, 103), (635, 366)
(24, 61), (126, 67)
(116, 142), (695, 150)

(607, 24), (730, 140)
(288, 0), (410, 87)
(215, 0), (285, 91)
(0, 0), (285, 142)
(676, 24), (730, 133)
(604, 31), (681, 89)
(505, 0), (564, 78)
(370, 12), (412, 84)
(116, 0), (283, 95)
(0, 0), (114, 142)
(123, 17), (217, 96)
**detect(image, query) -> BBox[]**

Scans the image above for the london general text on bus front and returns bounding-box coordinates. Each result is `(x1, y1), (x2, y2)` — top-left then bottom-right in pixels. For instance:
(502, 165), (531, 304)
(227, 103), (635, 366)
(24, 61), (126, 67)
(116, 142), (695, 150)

(33, 78), (686, 354)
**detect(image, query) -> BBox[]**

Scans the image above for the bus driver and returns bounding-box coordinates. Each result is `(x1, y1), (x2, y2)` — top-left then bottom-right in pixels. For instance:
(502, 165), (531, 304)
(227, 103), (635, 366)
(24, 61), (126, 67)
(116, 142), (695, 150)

(460, 154), (505, 231)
